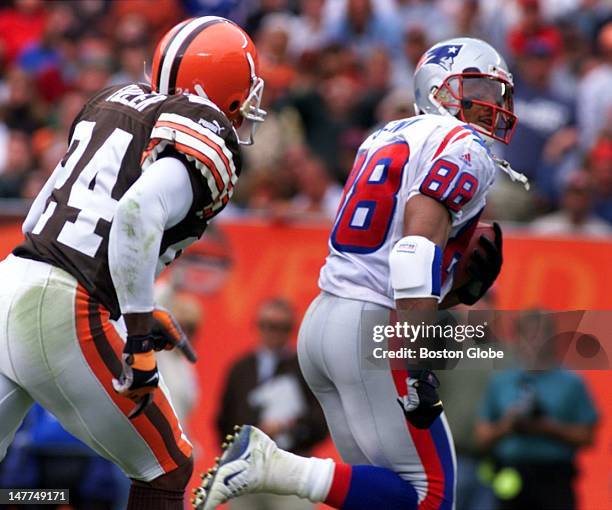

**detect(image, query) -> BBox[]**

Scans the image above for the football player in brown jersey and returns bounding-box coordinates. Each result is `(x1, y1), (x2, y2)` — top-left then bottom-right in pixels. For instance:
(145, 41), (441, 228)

(0, 16), (265, 510)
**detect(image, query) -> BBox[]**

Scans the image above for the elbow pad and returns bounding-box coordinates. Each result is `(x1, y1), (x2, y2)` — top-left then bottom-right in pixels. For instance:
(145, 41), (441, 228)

(389, 235), (442, 301)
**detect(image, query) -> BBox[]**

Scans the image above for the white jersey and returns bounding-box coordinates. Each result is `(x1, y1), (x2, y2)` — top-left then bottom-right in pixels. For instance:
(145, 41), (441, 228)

(319, 114), (497, 308)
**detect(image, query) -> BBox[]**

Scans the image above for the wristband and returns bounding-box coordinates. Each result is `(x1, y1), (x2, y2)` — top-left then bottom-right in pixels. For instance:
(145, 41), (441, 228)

(389, 235), (442, 301)
(125, 334), (155, 353)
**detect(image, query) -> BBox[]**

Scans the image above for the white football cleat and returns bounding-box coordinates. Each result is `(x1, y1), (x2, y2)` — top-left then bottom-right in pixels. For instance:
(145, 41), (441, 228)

(192, 425), (278, 510)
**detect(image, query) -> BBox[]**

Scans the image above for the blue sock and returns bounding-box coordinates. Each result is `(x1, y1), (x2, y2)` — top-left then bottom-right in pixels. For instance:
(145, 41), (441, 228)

(341, 465), (419, 510)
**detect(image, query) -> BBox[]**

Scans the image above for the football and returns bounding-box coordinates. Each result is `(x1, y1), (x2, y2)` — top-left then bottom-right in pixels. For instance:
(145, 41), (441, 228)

(452, 222), (496, 289)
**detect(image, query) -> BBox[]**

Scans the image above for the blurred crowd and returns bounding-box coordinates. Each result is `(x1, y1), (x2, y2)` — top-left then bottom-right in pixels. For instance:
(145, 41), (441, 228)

(0, 0), (611, 234)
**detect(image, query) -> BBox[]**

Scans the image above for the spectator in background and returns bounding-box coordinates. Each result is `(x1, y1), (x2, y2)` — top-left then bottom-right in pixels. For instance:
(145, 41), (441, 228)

(325, 0), (402, 60)
(245, 0), (291, 36)
(317, 73), (364, 177)
(257, 13), (298, 97)
(74, 34), (114, 98)
(9, 87), (85, 200)
(35, 89), (85, 160)
(463, 0), (516, 59)
(588, 132), (612, 223)
(352, 47), (392, 129)
(282, 58), (363, 179)
(111, 43), (148, 86)
(501, 32), (575, 213)
(567, 0), (612, 44)
(396, 0), (453, 44)
(375, 87), (415, 126)
(530, 169), (612, 236)
(240, 108), (304, 180)
(450, 0), (489, 41)
(110, 0), (183, 42)
(391, 25), (429, 91)
(534, 0), (584, 21)
(65, 0), (111, 39)
(548, 20), (591, 102)
(476, 364), (598, 510)
(217, 298), (327, 510)
(0, 130), (34, 198)
(74, 61), (111, 99)
(313, 41), (361, 83)
(20, 139), (64, 200)
(55, 90), (85, 135)
(239, 85), (304, 175)
(289, 151), (342, 221)
(111, 12), (151, 47)
(535, 121), (581, 208)
(290, 0), (330, 57)
(576, 20), (612, 151)
(0, 66), (44, 133)
(243, 165), (295, 214)
(507, 0), (563, 62)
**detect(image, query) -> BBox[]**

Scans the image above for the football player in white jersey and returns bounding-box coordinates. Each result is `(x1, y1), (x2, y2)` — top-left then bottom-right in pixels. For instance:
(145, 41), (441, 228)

(195, 38), (528, 510)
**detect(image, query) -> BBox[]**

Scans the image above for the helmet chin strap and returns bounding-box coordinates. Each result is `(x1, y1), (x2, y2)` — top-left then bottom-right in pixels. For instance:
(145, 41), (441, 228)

(428, 91), (530, 190)
(491, 156), (530, 190)
(429, 90), (457, 118)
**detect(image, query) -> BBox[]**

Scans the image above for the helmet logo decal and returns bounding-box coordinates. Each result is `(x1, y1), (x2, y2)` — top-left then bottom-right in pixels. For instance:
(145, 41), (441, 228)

(421, 44), (464, 72)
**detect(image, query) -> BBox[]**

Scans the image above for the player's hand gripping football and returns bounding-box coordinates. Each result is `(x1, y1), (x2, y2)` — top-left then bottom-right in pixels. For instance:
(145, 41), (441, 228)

(398, 369), (443, 429)
(151, 306), (198, 363)
(457, 222), (503, 306)
(112, 334), (160, 419)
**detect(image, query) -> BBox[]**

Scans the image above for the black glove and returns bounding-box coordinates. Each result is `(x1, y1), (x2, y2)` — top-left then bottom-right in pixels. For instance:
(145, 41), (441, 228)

(112, 334), (159, 419)
(397, 369), (443, 429)
(457, 222), (503, 305)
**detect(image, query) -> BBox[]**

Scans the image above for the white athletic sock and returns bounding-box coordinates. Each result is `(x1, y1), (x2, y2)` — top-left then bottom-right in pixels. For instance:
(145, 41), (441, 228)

(262, 450), (335, 502)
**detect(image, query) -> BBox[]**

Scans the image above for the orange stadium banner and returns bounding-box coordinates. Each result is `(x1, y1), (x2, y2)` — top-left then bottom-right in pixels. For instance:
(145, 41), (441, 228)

(0, 219), (610, 510)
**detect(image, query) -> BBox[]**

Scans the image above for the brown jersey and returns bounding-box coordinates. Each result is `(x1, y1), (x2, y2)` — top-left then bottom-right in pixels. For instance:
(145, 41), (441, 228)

(14, 83), (241, 319)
